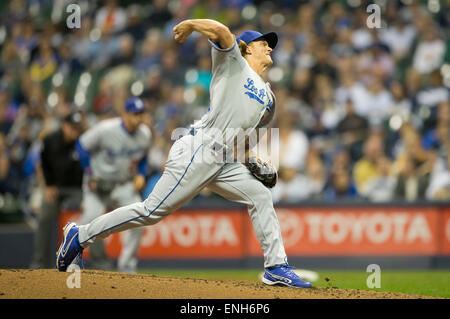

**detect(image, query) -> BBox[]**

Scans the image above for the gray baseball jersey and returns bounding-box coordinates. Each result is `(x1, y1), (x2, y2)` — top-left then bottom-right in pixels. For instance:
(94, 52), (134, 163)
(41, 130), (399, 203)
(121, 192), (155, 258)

(191, 40), (276, 146)
(79, 118), (151, 182)
(78, 39), (287, 269)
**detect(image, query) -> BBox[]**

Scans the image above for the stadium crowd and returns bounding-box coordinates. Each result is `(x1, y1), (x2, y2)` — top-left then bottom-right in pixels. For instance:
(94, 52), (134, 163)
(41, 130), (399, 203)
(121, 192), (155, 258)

(0, 0), (449, 221)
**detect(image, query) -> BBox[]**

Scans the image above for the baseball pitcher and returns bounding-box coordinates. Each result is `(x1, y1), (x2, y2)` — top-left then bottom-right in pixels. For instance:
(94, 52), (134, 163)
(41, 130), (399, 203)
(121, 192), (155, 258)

(57, 19), (312, 288)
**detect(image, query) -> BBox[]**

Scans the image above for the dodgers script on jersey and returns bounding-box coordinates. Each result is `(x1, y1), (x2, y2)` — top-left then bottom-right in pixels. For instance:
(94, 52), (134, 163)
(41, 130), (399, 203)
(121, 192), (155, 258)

(191, 40), (276, 147)
(79, 118), (151, 182)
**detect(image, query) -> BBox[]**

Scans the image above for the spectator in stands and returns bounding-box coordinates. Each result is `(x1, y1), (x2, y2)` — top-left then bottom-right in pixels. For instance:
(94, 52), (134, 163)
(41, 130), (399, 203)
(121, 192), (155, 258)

(8, 91), (44, 149)
(394, 153), (430, 201)
(133, 30), (163, 74)
(289, 3), (317, 51)
(142, 68), (163, 110)
(380, 14), (416, 62)
(272, 151), (326, 203)
(388, 81), (412, 122)
(404, 67), (423, 111)
(29, 37), (58, 83)
(52, 87), (73, 120)
(324, 168), (358, 201)
(324, 1), (352, 38)
(352, 75), (394, 127)
(12, 19), (38, 64)
(437, 99), (450, 127)
(336, 98), (368, 162)
(412, 23), (445, 75)
(123, 4), (147, 42)
(331, 26), (356, 59)
(109, 34), (135, 67)
(0, 90), (17, 135)
(88, 32), (121, 70)
(289, 67), (314, 107)
(335, 73), (365, 109)
(304, 150), (327, 199)
(1, 0), (28, 31)
(56, 40), (84, 77)
(353, 131), (385, 197)
(277, 108), (309, 172)
(147, 0), (173, 29)
(185, 54), (213, 106)
(364, 156), (397, 202)
(393, 123), (430, 172)
(271, 165), (307, 204)
(95, 0), (127, 35)
(332, 147), (352, 173)
(68, 16), (93, 67)
(0, 133), (11, 191)
(92, 77), (114, 117)
(0, 40), (28, 82)
(272, 36), (296, 70)
(423, 101), (450, 156)
(160, 85), (191, 133)
(313, 74), (343, 131)
(350, 8), (376, 51)
(160, 48), (186, 87)
(277, 87), (315, 135)
(30, 111), (84, 269)
(384, 80), (414, 156)
(416, 70), (449, 131)
(311, 42), (337, 83)
(356, 43), (395, 84)
(426, 149), (450, 200)
(5, 110), (32, 196)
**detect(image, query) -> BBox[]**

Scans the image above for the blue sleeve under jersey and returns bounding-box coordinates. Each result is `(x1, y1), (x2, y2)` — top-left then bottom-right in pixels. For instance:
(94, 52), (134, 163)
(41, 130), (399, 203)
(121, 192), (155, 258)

(75, 139), (91, 171)
(138, 156), (147, 176)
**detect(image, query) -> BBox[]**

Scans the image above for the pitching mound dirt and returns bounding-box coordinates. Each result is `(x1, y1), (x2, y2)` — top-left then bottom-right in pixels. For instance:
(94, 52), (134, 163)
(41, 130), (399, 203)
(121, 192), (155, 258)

(0, 269), (433, 299)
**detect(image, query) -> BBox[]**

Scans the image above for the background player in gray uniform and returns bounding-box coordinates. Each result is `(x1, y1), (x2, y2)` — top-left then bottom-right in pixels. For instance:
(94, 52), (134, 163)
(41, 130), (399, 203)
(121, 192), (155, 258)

(57, 19), (312, 288)
(75, 97), (150, 273)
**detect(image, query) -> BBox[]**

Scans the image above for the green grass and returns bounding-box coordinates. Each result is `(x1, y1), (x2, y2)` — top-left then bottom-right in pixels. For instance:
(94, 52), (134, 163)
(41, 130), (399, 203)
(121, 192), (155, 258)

(139, 269), (450, 298)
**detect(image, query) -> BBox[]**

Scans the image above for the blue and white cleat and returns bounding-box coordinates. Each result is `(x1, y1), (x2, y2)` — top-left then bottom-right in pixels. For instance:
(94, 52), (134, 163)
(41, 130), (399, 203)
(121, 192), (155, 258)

(263, 264), (312, 288)
(56, 222), (84, 272)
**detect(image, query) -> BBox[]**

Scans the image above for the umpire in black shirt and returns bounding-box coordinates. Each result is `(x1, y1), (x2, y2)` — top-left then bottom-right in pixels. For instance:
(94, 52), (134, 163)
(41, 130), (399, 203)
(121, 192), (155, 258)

(30, 112), (84, 269)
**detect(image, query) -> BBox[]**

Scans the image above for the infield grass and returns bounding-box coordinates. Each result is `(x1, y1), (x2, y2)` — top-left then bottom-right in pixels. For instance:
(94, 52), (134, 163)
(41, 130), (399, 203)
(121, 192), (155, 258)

(140, 269), (450, 298)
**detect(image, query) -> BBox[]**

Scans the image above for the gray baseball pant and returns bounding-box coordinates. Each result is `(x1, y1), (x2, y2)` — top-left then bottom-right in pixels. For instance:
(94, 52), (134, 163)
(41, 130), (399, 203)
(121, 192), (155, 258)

(78, 134), (287, 268)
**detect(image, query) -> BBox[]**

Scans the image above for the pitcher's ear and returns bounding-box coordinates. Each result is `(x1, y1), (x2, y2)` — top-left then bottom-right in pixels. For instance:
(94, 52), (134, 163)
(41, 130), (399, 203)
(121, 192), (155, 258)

(238, 40), (249, 56)
(245, 42), (253, 55)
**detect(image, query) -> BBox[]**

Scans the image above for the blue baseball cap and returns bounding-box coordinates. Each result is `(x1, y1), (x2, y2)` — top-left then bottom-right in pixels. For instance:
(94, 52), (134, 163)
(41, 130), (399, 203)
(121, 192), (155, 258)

(236, 30), (278, 49)
(125, 97), (145, 113)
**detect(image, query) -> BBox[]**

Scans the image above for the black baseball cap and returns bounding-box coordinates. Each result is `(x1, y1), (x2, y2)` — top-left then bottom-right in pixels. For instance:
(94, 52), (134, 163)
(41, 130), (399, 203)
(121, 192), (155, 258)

(63, 111), (83, 126)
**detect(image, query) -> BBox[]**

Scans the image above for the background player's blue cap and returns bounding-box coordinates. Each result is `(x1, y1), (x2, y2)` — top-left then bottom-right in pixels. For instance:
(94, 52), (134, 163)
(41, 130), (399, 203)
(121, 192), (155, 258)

(236, 30), (278, 49)
(125, 97), (145, 113)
